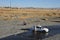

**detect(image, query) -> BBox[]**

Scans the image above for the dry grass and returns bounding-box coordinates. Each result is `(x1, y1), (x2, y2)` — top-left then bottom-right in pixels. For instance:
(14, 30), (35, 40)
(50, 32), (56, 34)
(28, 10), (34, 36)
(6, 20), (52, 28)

(0, 8), (60, 20)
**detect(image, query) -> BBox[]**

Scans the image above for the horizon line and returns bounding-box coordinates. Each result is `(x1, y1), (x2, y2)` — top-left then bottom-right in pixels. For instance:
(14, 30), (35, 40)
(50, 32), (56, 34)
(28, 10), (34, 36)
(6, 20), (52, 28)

(0, 6), (60, 9)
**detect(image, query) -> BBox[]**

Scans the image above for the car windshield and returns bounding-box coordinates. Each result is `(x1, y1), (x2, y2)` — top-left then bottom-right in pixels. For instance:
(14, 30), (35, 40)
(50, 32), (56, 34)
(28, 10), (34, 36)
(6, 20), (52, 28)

(36, 26), (41, 29)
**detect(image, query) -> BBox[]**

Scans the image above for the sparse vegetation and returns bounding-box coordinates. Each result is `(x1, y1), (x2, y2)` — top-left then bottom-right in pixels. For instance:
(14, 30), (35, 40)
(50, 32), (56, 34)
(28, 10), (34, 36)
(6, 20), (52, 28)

(0, 7), (60, 20)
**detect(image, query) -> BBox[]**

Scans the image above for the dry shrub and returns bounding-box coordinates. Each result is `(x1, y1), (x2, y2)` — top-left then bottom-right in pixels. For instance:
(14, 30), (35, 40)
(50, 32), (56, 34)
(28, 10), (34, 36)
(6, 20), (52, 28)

(46, 13), (51, 16)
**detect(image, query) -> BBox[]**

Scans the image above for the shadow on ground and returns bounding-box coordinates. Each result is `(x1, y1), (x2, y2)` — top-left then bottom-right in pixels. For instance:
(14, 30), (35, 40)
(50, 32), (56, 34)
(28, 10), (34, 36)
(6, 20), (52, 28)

(0, 25), (60, 40)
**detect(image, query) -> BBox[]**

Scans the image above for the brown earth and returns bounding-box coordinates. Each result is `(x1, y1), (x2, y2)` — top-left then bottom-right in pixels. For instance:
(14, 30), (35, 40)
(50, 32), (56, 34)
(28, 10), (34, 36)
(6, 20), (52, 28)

(0, 8), (60, 20)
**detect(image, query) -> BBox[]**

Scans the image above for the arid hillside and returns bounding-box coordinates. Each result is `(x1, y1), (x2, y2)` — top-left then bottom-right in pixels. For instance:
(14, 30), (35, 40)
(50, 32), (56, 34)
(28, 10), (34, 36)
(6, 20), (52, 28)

(0, 7), (60, 20)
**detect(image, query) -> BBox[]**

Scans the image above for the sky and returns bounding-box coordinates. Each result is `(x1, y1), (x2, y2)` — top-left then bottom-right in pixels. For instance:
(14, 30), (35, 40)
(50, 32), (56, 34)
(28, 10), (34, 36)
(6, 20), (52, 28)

(0, 0), (60, 8)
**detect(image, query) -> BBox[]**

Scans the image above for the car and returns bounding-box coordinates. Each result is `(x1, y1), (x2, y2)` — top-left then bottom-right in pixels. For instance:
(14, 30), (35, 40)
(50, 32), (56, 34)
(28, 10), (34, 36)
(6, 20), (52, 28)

(31, 25), (49, 33)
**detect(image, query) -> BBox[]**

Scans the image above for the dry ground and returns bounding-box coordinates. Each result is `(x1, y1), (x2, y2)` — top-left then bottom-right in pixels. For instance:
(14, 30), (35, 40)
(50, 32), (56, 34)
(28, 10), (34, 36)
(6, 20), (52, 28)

(0, 8), (60, 20)
(0, 7), (60, 40)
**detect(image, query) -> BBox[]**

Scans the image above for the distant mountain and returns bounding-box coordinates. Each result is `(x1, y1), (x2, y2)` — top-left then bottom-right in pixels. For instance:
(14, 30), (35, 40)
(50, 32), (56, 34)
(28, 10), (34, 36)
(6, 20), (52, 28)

(0, 6), (60, 9)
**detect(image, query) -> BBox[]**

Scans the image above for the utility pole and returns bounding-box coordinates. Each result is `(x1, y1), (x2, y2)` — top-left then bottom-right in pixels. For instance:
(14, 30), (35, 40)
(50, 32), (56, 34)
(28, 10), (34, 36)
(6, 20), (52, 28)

(10, 0), (11, 8)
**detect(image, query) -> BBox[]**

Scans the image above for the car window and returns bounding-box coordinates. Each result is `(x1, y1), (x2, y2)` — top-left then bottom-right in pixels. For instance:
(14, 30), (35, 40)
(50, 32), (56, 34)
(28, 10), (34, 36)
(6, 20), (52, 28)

(36, 26), (41, 29)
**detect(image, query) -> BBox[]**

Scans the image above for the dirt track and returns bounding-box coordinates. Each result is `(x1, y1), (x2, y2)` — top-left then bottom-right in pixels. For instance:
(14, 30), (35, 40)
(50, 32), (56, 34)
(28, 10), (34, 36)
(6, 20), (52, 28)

(0, 17), (60, 40)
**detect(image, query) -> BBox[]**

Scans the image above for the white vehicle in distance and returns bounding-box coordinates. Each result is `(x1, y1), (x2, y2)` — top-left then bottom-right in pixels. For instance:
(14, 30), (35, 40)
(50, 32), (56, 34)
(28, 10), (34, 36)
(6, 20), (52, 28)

(31, 25), (49, 33)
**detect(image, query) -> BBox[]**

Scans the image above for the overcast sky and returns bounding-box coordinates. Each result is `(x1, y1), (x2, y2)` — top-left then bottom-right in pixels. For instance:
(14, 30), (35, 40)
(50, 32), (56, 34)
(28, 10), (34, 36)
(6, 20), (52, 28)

(0, 0), (60, 8)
